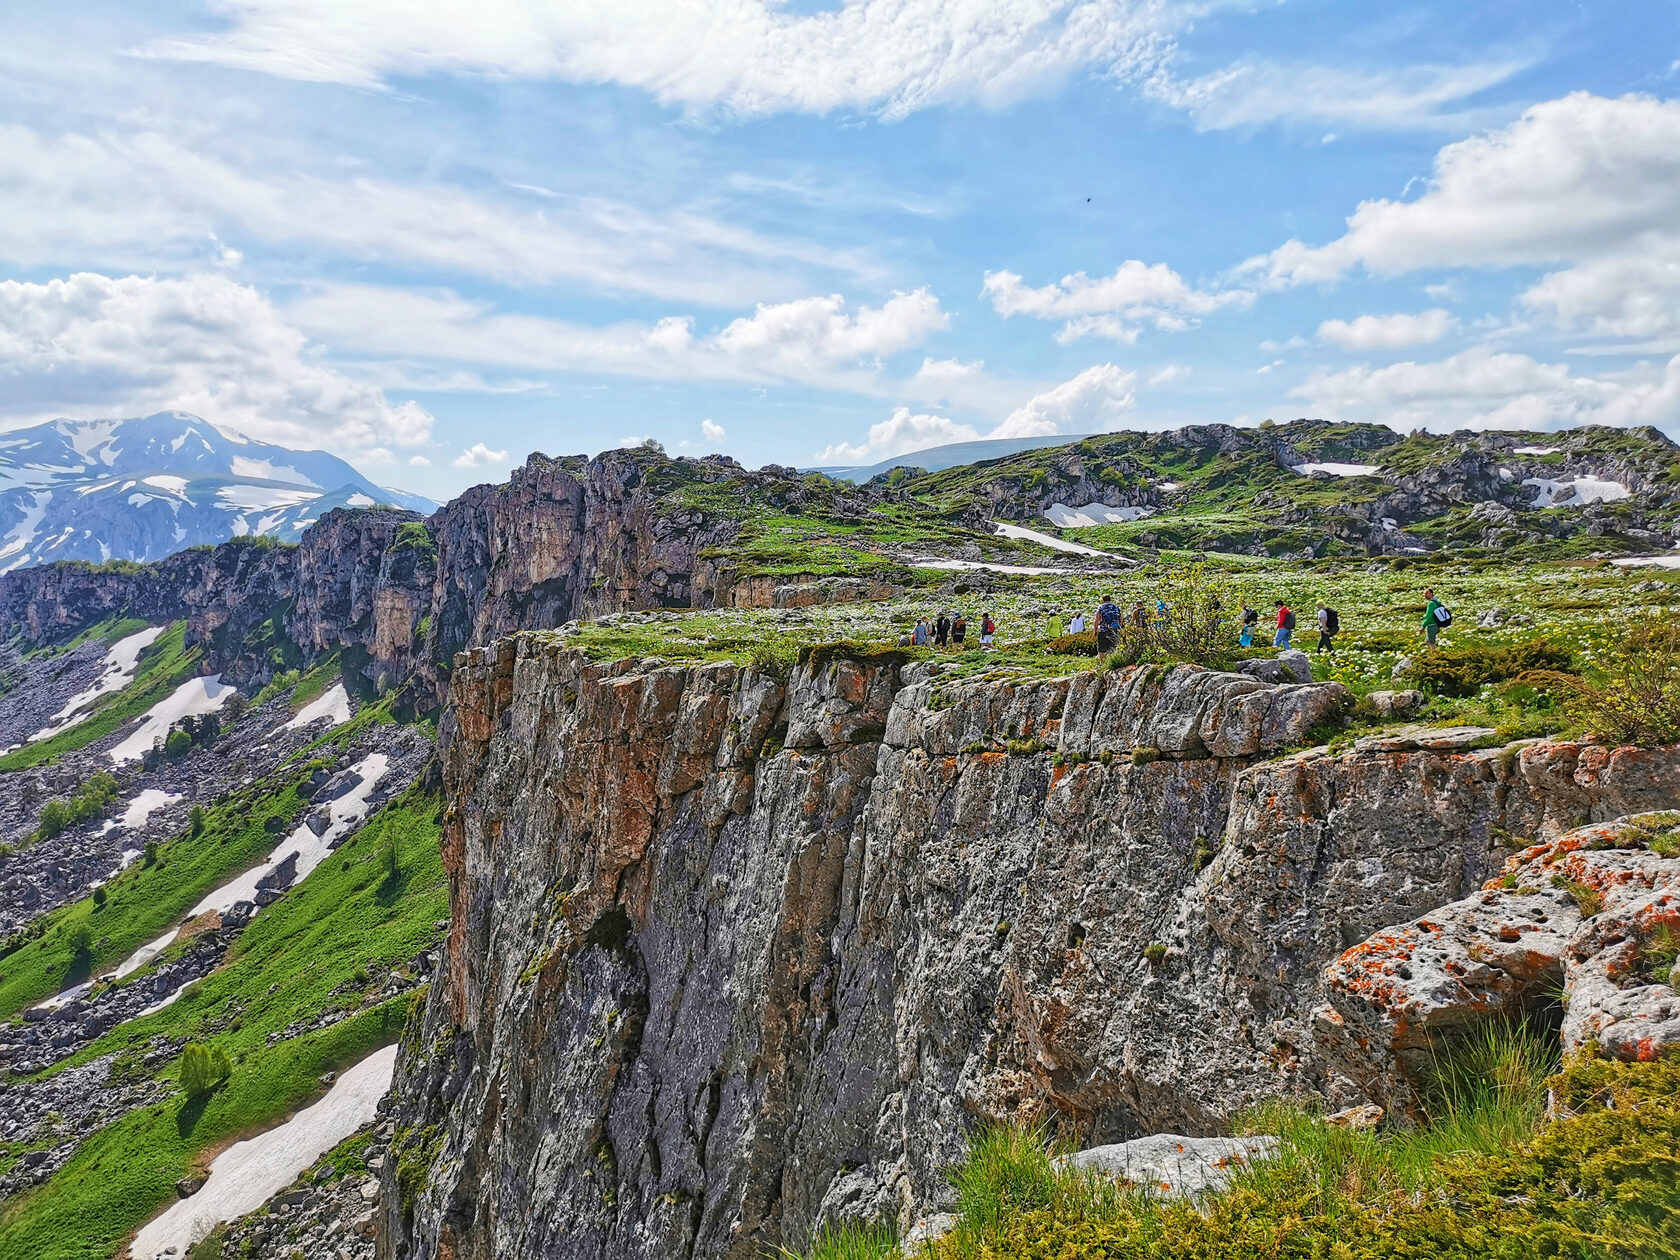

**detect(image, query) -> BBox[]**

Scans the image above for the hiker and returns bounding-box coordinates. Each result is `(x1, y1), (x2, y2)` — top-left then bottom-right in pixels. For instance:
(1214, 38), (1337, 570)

(1096, 594), (1123, 654)
(1316, 603), (1339, 653)
(935, 612), (951, 648)
(980, 611), (996, 647)
(913, 618), (930, 647)
(1239, 603), (1258, 649)
(1131, 600), (1148, 629)
(1067, 609), (1087, 635)
(1274, 600), (1295, 649)
(1421, 588), (1451, 646)
(1155, 599), (1170, 625)
(951, 612), (968, 648)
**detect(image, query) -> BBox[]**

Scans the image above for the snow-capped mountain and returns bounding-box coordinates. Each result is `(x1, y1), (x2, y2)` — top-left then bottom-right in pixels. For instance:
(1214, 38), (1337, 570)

(0, 413), (436, 571)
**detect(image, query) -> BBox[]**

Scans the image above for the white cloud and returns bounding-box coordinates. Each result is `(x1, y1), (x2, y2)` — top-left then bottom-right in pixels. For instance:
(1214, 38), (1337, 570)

(1147, 364), (1190, 385)
(0, 123), (871, 306)
(286, 283), (946, 393)
(1290, 345), (1680, 433)
(144, 0), (1181, 120)
(0, 271), (430, 450)
(709, 289), (947, 370)
(991, 363), (1137, 438)
(914, 356), (985, 382)
(1149, 58), (1525, 132)
(1317, 308), (1457, 350)
(408, 454), (431, 466)
(701, 418), (726, 442)
(814, 407), (980, 466)
(452, 442), (510, 468)
(1246, 94), (1680, 342)
(983, 260), (1250, 343)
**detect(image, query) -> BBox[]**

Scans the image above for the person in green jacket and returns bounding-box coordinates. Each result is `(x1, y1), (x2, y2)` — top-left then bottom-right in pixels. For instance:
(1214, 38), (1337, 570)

(1421, 587), (1444, 646)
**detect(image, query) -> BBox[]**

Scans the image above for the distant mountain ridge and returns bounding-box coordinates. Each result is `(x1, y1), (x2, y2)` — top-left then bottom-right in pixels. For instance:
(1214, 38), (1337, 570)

(0, 413), (435, 571)
(811, 433), (1094, 481)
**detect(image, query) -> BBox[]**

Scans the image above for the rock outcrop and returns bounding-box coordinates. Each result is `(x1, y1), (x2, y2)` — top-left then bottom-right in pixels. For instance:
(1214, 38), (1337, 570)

(380, 641), (1680, 1260)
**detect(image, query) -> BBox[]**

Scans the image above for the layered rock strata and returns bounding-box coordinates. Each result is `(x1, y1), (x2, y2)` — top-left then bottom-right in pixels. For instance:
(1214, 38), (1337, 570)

(381, 641), (1680, 1260)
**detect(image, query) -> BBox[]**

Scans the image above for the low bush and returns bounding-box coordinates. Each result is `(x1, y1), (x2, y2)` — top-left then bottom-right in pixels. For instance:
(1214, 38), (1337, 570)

(1404, 637), (1572, 698)
(1524, 614), (1680, 745)
(179, 1042), (232, 1099)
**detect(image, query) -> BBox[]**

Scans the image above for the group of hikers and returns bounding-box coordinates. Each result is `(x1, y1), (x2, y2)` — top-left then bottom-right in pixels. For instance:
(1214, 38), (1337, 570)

(1062, 587), (1454, 656)
(909, 611), (997, 650)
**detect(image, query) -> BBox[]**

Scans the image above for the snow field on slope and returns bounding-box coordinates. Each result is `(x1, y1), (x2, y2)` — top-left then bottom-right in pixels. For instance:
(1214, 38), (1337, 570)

(282, 681), (352, 732)
(1043, 502), (1156, 527)
(129, 1044), (398, 1259)
(994, 521), (1118, 558)
(30, 625), (166, 742)
(108, 675), (237, 764)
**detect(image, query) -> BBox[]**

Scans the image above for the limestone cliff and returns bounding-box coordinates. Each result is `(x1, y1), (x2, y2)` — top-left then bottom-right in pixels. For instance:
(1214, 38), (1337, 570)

(379, 640), (1679, 1260)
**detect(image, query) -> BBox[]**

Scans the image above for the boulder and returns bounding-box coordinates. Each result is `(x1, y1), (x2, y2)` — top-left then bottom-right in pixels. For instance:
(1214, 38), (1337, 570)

(1059, 1134), (1278, 1198)
(1363, 689), (1424, 719)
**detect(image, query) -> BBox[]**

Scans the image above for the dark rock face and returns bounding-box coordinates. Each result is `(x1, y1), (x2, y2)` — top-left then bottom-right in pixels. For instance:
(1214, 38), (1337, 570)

(0, 450), (920, 706)
(380, 642), (1680, 1260)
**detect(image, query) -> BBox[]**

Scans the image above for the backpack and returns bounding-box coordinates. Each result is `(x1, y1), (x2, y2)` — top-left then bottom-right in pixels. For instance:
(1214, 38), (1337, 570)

(1434, 604), (1453, 625)
(1283, 609), (1296, 631)
(953, 617), (967, 636)
(1325, 607), (1340, 635)
(1099, 603), (1122, 630)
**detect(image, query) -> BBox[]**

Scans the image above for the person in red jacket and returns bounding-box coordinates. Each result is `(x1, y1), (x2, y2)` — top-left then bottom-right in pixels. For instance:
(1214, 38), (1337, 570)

(1273, 600), (1295, 648)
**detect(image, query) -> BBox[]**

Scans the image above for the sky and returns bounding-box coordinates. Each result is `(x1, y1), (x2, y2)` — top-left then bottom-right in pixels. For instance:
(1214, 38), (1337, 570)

(1, 1), (1678, 500)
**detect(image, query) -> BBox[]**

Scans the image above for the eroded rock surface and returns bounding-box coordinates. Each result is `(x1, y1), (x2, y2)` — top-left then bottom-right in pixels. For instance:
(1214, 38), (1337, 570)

(380, 641), (1680, 1260)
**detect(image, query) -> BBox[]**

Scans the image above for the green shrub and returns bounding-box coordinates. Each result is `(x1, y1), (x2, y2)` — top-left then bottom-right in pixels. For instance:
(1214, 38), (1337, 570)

(179, 1042), (232, 1099)
(165, 728), (193, 758)
(189, 804), (206, 836)
(1404, 637), (1572, 698)
(1045, 631), (1098, 656)
(1525, 615), (1680, 745)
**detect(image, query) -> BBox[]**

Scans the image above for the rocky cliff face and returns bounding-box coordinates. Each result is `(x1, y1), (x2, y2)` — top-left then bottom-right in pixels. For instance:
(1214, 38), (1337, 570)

(0, 450), (841, 703)
(380, 640), (1680, 1260)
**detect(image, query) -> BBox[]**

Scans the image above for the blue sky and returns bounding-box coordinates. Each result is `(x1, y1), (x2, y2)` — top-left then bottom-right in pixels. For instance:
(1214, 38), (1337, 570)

(1, 1), (1677, 499)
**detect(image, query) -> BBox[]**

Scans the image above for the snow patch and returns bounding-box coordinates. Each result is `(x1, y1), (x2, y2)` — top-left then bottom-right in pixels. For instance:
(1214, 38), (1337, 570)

(345, 492), (375, 507)
(215, 484), (317, 512)
(108, 675), (237, 764)
(113, 789), (184, 831)
(30, 625), (165, 741)
(994, 521), (1117, 558)
(283, 682), (351, 731)
(1043, 501), (1155, 527)
(142, 474), (188, 493)
(1611, 552), (1680, 570)
(229, 456), (315, 486)
(0, 489), (52, 568)
(1513, 445), (1560, 455)
(1290, 462), (1380, 477)
(130, 1045), (398, 1260)
(1522, 476), (1630, 509)
(185, 753), (391, 919)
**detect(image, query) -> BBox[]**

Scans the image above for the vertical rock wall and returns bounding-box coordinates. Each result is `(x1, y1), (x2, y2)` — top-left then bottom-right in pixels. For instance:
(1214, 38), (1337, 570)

(381, 639), (1680, 1260)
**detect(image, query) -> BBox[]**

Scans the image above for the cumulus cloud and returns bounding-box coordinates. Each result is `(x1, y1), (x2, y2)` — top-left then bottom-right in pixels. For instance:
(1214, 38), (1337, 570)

(983, 261), (1249, 343)
(452, 442), (510, 468)
(1290, 345), (1680, 432)
(1245, 93), (1680, 341)
(914, 356), (984, 382)
(1149, 58), (1525, 132)
(814, 407), (981, 466)
(0, 124), (870, 306)
(144, 0), (1180, 120)
(991, 363), (1137, 438)
(701, 418), (726, 442)
(0, 271), (431, 450)
(286, 283), (946, 392)
(1317, 309), (1457, 350)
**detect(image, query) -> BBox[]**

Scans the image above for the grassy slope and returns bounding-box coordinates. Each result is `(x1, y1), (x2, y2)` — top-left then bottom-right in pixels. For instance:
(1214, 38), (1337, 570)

(0, 787), (447, 1260)
(0, 622), (199, 772)
(0, 767), (318, 1020)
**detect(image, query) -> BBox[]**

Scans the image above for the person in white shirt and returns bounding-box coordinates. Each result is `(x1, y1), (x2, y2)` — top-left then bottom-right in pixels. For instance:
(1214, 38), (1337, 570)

(1068, 611), (1087, 635)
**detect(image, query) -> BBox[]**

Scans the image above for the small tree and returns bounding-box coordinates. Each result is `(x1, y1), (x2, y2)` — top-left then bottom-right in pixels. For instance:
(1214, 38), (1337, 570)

(165, 729), (193, 758)
(35, 799), (73, 841)
(381, 835), (402, 885)
(67, 921), (93, 959)
(179, 1042), (232, 1099)
(189, 804), (206, 837)
(92, 886), (107, 909)
(144, 838), (160, 867)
